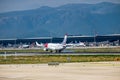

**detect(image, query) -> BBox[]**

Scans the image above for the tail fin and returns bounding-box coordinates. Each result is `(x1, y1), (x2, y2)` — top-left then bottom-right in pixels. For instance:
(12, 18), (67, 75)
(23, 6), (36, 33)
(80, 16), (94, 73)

(36, 41), (42, 47)
(62, 34), (67, 45)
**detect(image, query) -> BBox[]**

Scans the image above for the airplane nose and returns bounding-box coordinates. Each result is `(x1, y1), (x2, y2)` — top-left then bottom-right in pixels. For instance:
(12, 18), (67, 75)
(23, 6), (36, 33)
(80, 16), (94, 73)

(44, 43), (48, 47)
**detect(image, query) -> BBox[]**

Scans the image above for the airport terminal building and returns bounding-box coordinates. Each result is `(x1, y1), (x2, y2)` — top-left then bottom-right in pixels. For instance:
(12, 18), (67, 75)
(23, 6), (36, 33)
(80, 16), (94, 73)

(0, 34), (120, 47)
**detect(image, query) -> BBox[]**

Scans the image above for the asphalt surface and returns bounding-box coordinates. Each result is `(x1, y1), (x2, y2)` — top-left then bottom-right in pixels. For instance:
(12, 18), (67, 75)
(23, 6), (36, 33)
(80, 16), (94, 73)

(0, 52), (120, 56)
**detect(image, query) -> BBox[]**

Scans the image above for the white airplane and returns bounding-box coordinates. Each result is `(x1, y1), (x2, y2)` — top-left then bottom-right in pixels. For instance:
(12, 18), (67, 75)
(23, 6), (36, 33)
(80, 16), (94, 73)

(67, 41), (85, 47)
(79, 42), (86, 47)
(19, 44), (29, 48)
(36, 35), (67, 53)
(73, 42), (86, 47)
(19, 42), (35, 48)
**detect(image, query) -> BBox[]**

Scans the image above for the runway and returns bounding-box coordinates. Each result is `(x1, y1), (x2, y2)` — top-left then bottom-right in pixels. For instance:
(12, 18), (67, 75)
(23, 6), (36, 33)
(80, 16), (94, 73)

(0, 52), (120, 56)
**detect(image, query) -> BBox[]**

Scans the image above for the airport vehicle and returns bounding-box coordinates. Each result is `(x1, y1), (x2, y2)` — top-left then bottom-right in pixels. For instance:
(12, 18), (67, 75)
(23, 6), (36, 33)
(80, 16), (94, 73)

(36, 35), (67, 53)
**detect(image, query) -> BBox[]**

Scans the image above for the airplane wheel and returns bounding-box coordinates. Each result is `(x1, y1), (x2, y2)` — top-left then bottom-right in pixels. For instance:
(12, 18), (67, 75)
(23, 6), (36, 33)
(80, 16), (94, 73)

(59, 50), (61, 53)
(50, 50), (53, 53)
(55, 50), (58, 53)
(55, 50), (61, 53)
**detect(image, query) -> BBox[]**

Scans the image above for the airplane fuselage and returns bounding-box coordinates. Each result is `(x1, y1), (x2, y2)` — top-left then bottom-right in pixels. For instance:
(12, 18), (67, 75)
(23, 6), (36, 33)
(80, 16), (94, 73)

(44, 43), (66, 51)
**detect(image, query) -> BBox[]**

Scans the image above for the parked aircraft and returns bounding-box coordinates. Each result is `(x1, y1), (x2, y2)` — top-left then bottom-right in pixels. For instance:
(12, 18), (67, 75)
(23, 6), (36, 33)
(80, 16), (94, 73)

(36, 34), (67, 53)
(19, 42), (35, 48)
(19, 44), (30, 48)
(67, 41), (86, 47)
(75, 42), (86, 47)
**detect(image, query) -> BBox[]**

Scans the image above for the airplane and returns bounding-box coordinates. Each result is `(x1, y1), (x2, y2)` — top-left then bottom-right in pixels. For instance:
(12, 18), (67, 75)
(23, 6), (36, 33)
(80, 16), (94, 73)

(79, 42), (86, 47)
(36, 34), (67, 53)
(19, 42), (35, 48)
(67, 41), (85, 47)
(19, 44), (30, 48)
(73, 42), (86, 47)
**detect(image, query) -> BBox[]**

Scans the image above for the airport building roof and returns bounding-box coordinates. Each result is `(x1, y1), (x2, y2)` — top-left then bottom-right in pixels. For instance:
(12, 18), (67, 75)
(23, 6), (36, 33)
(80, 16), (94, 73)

(104, 34), (120, 36)
(0, 34), (120, 45)
(0, 34), (120, 40)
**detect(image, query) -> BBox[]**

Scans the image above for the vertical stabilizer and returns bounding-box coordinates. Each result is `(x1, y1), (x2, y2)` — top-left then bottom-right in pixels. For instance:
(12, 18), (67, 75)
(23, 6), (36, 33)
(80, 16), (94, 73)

(36, 41), (43, 47)
(62, 34), (67, 45)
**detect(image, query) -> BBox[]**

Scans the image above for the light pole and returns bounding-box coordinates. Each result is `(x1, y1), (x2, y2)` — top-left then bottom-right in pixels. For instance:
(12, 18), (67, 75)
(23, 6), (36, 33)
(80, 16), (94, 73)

(94, 30), (97, 46)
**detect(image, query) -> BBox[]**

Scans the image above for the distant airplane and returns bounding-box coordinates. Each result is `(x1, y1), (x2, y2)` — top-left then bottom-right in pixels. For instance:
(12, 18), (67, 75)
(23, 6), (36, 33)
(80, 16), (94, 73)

(36, 34), (67, 53)
(19, 42), (35, 48)
(73, 42), (85, 47)
(19, 44), (29, 48)
(67, 41), (85, 47)
(79, 42), (86, 47)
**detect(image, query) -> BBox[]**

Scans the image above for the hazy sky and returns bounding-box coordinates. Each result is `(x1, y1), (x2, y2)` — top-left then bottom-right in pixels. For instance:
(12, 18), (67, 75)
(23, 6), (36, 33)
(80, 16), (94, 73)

(0, 0), (120, 13)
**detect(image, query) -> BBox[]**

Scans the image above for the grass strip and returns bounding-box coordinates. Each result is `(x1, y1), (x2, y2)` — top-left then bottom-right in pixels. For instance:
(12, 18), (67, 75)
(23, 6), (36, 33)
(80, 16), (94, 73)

(0, 49), (45, 53)
(0, 55), (120, 64)
(71, 47), (120, 53)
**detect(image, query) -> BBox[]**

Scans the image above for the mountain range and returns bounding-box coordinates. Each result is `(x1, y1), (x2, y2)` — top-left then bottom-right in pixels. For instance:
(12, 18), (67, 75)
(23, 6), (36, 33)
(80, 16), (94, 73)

(0, 2), (120, 39)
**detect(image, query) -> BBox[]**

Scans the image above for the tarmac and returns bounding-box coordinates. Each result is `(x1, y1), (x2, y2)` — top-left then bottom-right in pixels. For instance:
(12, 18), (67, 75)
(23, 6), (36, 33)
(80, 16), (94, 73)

(0, 62), (120, 80)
